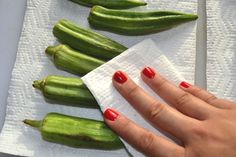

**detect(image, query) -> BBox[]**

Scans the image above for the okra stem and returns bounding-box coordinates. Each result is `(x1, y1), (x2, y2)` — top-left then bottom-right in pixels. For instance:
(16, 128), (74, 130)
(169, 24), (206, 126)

(23, 119), (42, 129)
(32, 80), (43, 90)
(45, 46), (57, 56)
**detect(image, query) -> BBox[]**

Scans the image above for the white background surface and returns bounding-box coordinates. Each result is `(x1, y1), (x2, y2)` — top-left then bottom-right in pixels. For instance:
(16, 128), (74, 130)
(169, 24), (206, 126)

(0, 0), (206, 156)
(0, 0), (26, 156)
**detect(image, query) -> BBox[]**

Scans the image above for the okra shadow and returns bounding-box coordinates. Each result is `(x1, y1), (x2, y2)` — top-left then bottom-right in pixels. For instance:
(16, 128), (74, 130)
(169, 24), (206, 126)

(17, 129), (131, 157)
(48, 0), (91, 28)
(43, 98), (100, 109)
(88, 24), (180, 36)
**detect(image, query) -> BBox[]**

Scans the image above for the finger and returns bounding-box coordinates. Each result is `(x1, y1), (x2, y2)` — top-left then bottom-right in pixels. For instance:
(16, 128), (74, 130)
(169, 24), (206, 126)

(104, 108), (184, 157)
(141, 67), (217, 120)
(112, 70), (196, 140)
(179, 81), (233, 109)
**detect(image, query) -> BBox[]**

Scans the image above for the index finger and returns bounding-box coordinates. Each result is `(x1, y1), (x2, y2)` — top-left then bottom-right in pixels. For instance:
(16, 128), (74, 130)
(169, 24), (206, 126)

(104, 108), (184, 157)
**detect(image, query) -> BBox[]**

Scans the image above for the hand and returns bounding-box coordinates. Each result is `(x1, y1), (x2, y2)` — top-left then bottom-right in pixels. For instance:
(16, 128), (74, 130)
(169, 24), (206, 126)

(103, 67), (236, 157)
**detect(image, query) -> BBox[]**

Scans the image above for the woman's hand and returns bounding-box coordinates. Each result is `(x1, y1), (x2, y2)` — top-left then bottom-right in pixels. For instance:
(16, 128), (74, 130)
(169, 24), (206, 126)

(103, 67), (236, 157)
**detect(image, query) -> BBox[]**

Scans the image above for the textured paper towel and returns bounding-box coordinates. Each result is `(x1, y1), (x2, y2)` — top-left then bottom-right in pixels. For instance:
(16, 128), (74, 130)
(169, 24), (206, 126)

(82, 39), (185, 157)
(0, 0), (129, 156)
(0, 0), (196, 156)
(207, 0), (236, 101)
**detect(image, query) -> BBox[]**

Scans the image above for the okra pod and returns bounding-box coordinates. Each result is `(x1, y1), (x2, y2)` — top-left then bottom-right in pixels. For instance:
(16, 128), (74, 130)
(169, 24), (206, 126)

(53, 19), (127, 60)
(33, 75), (98, 107)
(46, 44), (105, 75)
(23, 112), (123, 149)
(88, 6), (198, 35)
(70, 0), (147, 9)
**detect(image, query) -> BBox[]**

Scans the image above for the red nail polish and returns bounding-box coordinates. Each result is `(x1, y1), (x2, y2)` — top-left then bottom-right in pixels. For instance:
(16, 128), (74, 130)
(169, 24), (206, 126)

(142, 67), (155, 79)
(104, 108), (119, 121)
(180, 81), (191, 88)
(113, 71), (128, 84)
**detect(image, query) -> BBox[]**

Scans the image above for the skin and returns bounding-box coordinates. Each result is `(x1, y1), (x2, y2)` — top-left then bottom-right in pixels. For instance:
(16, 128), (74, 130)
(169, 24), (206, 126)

(104, 67), (236, 157)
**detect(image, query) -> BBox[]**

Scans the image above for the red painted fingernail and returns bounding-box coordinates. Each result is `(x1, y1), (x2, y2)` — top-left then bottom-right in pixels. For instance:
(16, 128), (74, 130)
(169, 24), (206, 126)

(113, 71), (128, 84)
(142, 67), (155, 79)
(104, 108), (119, 121)
(180, 81), (191, 88)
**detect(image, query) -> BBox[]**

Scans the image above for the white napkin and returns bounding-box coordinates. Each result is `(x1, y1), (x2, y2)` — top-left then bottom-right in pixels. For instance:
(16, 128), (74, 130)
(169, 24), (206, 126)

(206, 0), (236, 101)
(82, 39), (185, 157)
(0, 0), (196, 156)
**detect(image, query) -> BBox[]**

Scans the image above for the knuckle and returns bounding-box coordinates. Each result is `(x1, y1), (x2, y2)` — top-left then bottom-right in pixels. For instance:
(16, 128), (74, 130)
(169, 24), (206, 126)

(148, 101), (165, 121)
(126, 85), (140, 100)
(154, 77), (168, 91)
(120, 118), (132, 130)
(111, 118), (134, 136)
(189, 124), (208, 140)
(192, 87), (203, 96)
(191, 87), (218, 104)
(117, 118), (135, 135)
(190, 86), (218, 105)
(205, 95), (217, 104)
(137, 132), (155, 154)
(176, 92), (191, 109)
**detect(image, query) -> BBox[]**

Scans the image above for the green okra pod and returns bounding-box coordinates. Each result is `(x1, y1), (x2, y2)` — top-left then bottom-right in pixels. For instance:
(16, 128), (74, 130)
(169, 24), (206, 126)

(70, 0), (147, 9)
(33, 75), (98, 107)
(53, 19), (127, 60)
(88, 6), (198, 35)
(46, 44), (105, 76)
(23, 112), (123, 149)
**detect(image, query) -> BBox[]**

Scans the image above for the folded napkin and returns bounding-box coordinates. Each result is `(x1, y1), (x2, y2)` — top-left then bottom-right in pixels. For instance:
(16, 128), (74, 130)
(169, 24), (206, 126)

(82, 39), (185, 157)
(207, 0), (236, 101)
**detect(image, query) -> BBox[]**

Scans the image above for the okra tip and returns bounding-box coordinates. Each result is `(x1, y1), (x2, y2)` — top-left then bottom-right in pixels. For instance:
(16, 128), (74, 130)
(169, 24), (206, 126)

(187, 14), (198, 20)
(139, 1), (147, 5)
(193, 14), (198, 20)
(46, 45), (68, 56)
(23, 119), (42, 129)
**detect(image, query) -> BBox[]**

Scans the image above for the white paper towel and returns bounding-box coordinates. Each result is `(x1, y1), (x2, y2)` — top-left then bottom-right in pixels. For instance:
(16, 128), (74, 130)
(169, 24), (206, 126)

(0, 0), (129, 156)
(0, 0), (196, 156)
(82, 39), (185, 157)
(206, 0), (236, 101)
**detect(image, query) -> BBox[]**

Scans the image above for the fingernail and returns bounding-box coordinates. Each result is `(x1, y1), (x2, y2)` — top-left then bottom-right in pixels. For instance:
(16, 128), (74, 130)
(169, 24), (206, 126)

(142, 67), (155, 79)
(104, 108), (119, 121)
(180, 81), (191, 88)
(113, 71), (128, 84)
